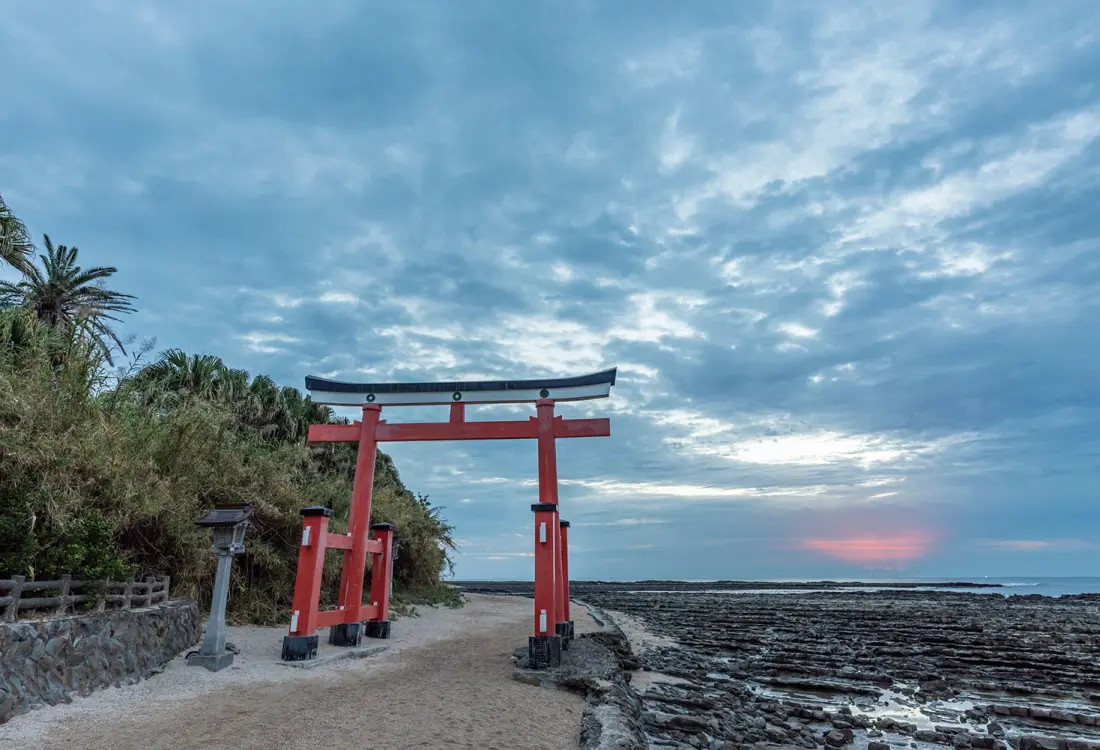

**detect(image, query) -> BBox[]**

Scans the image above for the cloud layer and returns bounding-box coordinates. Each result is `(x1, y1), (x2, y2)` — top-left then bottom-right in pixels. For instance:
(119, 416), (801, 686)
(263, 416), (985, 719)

(3, 0), (1099, 578)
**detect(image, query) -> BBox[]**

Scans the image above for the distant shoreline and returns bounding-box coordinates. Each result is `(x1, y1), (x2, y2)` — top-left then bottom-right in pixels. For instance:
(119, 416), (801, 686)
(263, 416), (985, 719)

(450, 579), (1002, 593)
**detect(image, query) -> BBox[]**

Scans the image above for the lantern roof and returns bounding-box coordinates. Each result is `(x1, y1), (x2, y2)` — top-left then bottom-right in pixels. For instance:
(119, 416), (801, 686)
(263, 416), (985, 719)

(196, 502), (255, 527)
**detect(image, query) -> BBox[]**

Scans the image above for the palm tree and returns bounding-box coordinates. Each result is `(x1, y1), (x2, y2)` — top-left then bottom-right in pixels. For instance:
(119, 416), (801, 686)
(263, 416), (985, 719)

(0, 306), (45, 361)
(238, 374), (294, 440)
(0, 193), (33, 274)
(131, 351), (333, 443)
(282, 385), (333, 440)
(130, 349), (227, 408)
(0, 235), (136, 361)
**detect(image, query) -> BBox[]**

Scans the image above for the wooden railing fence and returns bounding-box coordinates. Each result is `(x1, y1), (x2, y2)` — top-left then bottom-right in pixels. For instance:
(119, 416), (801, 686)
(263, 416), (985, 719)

(0, 575), (170, 622)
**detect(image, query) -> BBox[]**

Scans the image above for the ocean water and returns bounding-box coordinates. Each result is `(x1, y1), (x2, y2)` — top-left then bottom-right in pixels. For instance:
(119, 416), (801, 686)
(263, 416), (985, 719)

(457, 577), (1100, 597)
(912, 576), (1100, 597)
(675, 577), (1100, 597)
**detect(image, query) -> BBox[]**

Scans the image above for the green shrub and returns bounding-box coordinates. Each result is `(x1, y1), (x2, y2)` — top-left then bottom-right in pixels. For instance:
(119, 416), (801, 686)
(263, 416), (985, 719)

(0, 309), (457, 623)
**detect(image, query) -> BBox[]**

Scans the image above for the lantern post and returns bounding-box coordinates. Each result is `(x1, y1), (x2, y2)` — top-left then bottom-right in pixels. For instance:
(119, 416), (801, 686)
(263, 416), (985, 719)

(189, 502), (253, 672)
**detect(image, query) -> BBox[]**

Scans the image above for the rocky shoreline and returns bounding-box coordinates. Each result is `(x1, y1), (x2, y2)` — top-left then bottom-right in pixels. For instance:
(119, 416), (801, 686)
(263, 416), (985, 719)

(477, 582), (1100, 750)
(592, 588), (1100, 750)
(513, 606), (649, 750)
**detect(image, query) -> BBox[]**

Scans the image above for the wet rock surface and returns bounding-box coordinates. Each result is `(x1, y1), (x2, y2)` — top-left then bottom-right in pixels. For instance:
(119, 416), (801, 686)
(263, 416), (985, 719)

(467, 582), (1100, 750)
(579, 589), (1100, 750)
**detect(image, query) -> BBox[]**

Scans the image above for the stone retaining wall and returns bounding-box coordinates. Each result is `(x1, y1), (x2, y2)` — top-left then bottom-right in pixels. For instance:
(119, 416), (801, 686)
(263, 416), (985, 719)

(0, 600), (201, 724)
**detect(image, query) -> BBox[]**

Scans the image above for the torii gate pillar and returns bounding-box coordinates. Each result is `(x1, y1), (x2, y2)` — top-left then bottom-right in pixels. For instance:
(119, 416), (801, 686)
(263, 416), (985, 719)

(531, 398), (571, 665)
(557, 519), (573, 643)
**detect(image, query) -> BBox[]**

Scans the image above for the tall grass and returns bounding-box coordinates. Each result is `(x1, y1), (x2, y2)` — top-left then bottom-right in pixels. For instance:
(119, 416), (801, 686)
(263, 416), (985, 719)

(0, 309), (459, 623)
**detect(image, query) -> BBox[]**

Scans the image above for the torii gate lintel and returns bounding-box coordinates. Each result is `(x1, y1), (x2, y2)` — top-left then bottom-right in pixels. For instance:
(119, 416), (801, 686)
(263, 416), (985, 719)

(280, 369), (615, 669)
(306, 407), (610, 443)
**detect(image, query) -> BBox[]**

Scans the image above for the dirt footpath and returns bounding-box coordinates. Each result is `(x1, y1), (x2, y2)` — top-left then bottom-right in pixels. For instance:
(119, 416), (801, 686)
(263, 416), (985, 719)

(0, 595), (592, 750)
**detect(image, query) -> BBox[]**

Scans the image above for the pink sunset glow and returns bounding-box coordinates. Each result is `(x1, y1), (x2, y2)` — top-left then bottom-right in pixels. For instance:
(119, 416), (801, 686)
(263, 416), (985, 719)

(798, 531), (936, 566)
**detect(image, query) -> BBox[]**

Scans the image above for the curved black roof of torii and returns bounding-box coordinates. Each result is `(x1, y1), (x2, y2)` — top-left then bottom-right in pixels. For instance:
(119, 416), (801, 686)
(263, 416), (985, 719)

(304, 367), (617, 395)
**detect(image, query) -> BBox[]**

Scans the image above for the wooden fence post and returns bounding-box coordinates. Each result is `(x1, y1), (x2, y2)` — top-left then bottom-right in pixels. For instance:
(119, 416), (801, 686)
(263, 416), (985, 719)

(162, 575), (171, 603)
(55, 575), (72, 617)
(143, 576), (155, 607)
(4, 576), (25, 622)
(122, 580), (134, 610)
(94, 579), (108, 613)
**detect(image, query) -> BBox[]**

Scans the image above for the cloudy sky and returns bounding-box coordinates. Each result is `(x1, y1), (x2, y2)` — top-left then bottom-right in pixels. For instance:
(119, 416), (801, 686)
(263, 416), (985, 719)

(3, 1), (1099, 580)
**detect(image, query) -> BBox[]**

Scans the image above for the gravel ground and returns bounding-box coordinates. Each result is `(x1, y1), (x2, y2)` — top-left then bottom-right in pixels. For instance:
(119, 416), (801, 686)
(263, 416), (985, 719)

(1, 594), (594, 750)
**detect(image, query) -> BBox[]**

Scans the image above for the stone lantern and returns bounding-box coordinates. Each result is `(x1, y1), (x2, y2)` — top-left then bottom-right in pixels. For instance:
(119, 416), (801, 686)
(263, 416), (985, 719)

(187, 502), (254, 672)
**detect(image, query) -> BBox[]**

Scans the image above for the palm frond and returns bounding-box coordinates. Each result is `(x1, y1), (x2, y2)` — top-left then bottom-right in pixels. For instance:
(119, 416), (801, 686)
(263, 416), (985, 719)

(3, 234), (136, 362)
(0, 193), (35, 274)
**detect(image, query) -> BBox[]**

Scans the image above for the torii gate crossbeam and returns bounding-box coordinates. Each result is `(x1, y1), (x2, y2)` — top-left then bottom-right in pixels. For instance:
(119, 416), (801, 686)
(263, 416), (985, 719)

(280, 368), (615, 669)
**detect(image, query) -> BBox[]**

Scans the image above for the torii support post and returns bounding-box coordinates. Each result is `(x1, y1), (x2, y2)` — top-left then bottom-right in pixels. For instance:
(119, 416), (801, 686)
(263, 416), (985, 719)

(554, 517), (567, 650)
(281, 506), (334, 661)
(530, 503), (560, 667)
(329, 404), (383, 647)
(531, 397), (565, 666)
(557, 520), (573, 645)
(286, 368), (616, 664)
(366, 522), (395, 639)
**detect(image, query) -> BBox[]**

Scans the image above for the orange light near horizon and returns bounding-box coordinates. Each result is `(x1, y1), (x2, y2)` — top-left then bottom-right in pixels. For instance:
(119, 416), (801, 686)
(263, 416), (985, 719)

(799, 531), (935, 567)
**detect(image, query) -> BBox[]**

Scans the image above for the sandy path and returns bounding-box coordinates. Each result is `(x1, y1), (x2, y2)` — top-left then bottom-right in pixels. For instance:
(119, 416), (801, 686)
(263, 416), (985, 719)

(1, 595), (594, 750)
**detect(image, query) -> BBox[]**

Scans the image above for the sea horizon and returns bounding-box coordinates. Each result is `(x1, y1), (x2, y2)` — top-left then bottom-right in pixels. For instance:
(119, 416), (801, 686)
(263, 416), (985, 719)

(448, 575), (1100, 597)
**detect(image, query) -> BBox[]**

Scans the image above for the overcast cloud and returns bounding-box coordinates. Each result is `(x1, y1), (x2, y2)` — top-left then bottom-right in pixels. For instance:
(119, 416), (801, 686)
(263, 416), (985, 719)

(3, 0), (1099, 579)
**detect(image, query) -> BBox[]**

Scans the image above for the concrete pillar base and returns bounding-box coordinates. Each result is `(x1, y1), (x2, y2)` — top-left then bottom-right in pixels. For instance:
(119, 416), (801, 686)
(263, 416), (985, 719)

(328, 622), (364, 647)
(555, 620), (575, 649)
(281, 634), (319, 661)
(187, 651), (234, 672)
(528, 634), (562, 669)
(364, 620), (391, 639)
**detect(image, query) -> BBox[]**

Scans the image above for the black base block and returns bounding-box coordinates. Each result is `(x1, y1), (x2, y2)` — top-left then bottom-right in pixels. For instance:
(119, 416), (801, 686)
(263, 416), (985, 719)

(528, 635), (562, 669)
(328, 622), (364, 647)
(281, 634), (319, 662)
(364, 620), (391, 639)
(555, 621), (570, 650)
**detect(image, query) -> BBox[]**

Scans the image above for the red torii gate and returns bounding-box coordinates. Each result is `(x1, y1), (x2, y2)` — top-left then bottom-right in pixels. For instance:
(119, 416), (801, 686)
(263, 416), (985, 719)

(281, 368), (616, 668)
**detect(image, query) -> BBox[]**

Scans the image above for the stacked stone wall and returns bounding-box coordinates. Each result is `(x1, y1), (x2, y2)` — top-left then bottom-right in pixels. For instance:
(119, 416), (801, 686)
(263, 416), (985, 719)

(0, 601), (200, 724)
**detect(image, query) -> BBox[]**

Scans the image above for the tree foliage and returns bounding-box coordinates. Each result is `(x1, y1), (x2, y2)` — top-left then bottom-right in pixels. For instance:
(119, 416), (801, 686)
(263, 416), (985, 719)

(0, 235), (136, 362)
(0, 196), (458, 622)
(0, 193), (33, 275)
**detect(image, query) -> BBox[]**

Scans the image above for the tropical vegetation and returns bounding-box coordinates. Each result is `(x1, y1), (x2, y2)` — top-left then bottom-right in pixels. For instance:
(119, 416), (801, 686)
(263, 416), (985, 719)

(0, 193), (458, 622)
(0, 235), (136, 362)
(0, 193), (33, 274)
